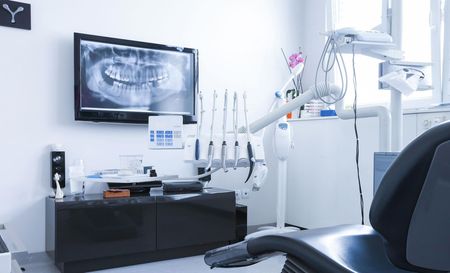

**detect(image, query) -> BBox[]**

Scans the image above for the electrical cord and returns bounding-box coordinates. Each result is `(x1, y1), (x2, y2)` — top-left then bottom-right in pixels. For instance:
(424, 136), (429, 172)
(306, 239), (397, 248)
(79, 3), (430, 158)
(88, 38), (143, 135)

(352, 45), (365, 225)
(315, 33), (348, 104)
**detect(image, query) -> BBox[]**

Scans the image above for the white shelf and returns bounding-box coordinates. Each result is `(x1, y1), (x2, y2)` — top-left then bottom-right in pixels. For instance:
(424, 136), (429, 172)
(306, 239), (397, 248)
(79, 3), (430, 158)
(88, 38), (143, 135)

(288, 116), (339, 122)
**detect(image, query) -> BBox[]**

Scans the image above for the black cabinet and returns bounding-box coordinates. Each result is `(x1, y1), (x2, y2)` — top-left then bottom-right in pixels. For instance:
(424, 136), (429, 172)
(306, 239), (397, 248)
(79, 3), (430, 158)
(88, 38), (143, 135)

(55, 197), (157, 262)
(157, 192), (235, 249)
(46, 188), (239, 273)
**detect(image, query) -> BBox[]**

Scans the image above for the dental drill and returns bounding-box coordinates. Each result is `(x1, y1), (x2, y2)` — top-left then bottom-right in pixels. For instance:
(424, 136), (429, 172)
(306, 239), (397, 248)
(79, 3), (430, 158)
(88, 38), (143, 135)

(221, 90), (229, 172)
(232, 92), (240, 170)
(243, 91), (255, 183)
(195, 91), (205, 160)
(206, 90), (218, 170)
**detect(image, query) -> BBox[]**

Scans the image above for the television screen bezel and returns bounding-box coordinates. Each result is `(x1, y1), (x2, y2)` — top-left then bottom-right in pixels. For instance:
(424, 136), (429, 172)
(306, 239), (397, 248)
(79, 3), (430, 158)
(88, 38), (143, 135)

(74, 32), (198, 124)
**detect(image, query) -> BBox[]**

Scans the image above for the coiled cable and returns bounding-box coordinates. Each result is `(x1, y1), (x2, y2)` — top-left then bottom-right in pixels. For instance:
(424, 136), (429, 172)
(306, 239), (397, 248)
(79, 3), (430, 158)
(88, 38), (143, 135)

(314, 33), (348, 104)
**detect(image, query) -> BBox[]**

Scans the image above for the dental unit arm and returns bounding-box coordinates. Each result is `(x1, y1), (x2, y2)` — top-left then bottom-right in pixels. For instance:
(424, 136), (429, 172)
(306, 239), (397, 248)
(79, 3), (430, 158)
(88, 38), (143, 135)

(184, 63), (342, 187)
(246, 82), (341, 134)
(204, 82), (345, 269)
(203, 26), (429, 270)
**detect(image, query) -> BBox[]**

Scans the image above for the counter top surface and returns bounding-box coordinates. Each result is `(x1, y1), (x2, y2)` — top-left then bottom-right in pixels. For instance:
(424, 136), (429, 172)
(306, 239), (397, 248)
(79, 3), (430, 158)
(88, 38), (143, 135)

(48, 187), (234, 204)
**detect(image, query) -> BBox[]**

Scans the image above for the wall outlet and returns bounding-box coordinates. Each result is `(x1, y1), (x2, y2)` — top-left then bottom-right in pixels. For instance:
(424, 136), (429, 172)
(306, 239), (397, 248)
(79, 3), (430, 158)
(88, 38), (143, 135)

(235, 189), (250, 201)
(242, 189), (250, 200)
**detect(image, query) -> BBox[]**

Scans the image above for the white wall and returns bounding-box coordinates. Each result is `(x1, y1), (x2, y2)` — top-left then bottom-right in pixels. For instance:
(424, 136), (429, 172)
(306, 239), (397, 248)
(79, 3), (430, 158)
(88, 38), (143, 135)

(285, 111), (450, 228)
(286, 115), (416, 228)
(299, 0), (329, 90)
(0, 0), (304, 252)
(285, 0), (447, 228)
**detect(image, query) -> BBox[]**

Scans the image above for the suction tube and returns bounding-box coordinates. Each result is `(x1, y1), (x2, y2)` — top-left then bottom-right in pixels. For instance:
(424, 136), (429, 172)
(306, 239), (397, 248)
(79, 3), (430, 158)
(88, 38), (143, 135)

(335, 100), (391, 152)
(247, 83), (341, 134)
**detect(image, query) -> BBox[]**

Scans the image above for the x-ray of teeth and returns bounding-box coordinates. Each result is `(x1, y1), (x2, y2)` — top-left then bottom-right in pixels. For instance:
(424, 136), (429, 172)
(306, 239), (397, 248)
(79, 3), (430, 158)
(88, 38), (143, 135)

(80, 40), (195, 114)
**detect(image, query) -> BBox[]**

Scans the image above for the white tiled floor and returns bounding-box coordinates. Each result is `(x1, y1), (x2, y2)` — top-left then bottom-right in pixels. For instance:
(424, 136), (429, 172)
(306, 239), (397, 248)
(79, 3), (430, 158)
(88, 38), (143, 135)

(21, 254), (285, 273)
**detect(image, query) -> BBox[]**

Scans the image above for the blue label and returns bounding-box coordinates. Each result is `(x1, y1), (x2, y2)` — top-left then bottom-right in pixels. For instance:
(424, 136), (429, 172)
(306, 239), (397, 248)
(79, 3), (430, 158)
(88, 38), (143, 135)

(278, 123), (288, 130)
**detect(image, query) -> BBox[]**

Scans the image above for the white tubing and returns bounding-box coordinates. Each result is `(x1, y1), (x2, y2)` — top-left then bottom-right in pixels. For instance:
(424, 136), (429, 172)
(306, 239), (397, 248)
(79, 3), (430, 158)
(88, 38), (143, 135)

(246, 82), (392, 151)
(248, 83), (341, 134)
(335, 100), (392, 152)
(248, 90), (315, 134)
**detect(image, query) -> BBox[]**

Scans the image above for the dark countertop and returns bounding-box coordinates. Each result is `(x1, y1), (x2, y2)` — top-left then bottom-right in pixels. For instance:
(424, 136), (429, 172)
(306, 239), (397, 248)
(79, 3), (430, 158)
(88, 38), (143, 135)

(48, 187), (234, 207)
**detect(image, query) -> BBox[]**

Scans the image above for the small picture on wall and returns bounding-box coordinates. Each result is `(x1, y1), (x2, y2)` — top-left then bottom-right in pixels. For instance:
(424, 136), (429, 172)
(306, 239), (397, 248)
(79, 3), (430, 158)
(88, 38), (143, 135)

(79, 39), (195, 115)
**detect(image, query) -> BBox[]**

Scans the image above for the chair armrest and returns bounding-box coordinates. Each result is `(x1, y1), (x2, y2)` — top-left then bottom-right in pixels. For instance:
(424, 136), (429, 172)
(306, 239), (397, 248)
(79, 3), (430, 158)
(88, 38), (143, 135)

(204, 240), (280, 268)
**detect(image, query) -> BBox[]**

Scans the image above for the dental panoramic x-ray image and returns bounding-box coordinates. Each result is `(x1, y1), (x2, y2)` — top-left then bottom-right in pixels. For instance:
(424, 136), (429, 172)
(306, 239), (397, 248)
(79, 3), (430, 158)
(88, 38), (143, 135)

(80, 40), (195, 114)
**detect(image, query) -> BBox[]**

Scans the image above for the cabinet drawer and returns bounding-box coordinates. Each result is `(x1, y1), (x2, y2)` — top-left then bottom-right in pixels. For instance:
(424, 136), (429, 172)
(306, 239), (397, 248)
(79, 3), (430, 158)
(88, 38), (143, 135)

(157, 192), (235, 249)
(56, 201), (156, 262)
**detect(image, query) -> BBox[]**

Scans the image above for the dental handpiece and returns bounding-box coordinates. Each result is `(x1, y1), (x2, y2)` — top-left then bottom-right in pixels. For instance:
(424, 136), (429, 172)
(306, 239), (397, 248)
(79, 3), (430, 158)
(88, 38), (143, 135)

(243, 92), (255, 183)
(221, 90), (229, 172)
(233, 92), (240, 170)
(206, 90), (218, 170)
(195, 91), (205, 160)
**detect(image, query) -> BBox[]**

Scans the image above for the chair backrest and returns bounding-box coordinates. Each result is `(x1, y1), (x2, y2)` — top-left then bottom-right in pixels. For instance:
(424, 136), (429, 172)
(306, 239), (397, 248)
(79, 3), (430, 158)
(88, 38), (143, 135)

(369, 121), (450, 273)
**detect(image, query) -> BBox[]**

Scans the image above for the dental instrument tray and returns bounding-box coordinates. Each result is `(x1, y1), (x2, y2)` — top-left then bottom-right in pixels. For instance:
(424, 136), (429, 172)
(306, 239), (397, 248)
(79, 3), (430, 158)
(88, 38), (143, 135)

(107, 181), (162, 194)
(84, 173), (178, 183)
(163, 181), (204, 193)
(83, 173), (178, 194)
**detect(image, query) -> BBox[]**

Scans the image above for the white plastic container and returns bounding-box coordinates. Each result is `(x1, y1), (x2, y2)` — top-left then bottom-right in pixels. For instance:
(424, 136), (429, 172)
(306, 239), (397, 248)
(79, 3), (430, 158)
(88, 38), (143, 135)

(69, 159), (85, 194)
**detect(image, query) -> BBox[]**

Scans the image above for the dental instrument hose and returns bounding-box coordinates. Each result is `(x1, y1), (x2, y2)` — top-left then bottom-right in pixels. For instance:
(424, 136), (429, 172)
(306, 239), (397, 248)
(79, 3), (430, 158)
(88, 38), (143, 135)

(221, 90), (229, 172)
(315, 34), (348, 104)
(315, 32), (364, 225)
(352, 45), (365, 225)
(233, 92), (240, 169)
(243, 92), (255, 183)
(195, 91), (205, 160)
(206, 91), (218, 170)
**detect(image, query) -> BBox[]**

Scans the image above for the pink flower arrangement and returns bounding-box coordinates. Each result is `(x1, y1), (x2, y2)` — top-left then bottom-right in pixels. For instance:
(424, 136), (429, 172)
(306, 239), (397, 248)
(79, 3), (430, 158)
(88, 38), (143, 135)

(288, 52), (305, 69)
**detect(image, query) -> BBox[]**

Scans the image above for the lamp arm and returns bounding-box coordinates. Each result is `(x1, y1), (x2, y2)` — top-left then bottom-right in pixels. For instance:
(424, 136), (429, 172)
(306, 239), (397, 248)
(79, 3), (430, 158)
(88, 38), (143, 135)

(243, 83), (342, 134)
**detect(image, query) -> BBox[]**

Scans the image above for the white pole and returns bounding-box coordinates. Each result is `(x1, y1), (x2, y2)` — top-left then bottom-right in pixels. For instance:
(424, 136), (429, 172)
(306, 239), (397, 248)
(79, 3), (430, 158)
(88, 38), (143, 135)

(390, 90), (403, 151)
(335, 100), (392, 152)
(442, 0), (450, 103)
(390, 0), (403, 151)
(276, 160), (288, 229)
(430, 0), (442, 103)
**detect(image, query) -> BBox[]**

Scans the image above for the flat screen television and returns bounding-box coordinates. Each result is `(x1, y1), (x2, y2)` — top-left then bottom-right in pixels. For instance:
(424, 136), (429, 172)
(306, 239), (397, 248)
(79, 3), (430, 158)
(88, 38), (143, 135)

(74, 33), (198, 124)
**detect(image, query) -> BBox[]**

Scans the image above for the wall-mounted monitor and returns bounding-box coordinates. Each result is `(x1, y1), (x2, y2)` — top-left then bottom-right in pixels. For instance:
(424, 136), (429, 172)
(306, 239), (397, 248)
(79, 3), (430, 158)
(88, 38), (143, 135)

(74, 33), (198, 124)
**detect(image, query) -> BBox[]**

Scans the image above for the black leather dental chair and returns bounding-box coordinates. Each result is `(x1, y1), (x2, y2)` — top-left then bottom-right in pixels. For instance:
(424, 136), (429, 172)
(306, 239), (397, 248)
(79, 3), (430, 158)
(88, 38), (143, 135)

(205, 121), (450, 273)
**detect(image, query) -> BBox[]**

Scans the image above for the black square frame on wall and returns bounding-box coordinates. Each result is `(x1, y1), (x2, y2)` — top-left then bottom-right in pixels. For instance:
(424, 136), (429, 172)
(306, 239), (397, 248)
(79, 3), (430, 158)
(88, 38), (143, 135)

(0, 0), (31, 30)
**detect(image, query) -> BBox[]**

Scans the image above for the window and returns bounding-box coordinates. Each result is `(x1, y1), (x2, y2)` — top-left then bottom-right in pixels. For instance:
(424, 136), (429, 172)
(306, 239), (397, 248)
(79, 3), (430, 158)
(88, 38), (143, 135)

(441, 0), (450, 102)
(330, 0), (442, 109)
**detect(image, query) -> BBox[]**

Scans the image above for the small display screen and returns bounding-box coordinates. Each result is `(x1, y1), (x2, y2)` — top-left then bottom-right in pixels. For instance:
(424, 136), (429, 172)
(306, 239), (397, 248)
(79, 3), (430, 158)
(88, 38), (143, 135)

(75, 33), (198, 123)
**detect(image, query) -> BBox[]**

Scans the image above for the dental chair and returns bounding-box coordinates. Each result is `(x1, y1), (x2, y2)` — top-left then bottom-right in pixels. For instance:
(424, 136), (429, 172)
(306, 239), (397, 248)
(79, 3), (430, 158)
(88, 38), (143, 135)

(205, 121), (450, 273)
